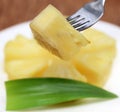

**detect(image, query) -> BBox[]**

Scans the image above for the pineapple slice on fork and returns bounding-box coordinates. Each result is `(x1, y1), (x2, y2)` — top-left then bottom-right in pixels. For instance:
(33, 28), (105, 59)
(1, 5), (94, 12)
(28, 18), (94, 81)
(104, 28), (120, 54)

(30, 5), (89, 60)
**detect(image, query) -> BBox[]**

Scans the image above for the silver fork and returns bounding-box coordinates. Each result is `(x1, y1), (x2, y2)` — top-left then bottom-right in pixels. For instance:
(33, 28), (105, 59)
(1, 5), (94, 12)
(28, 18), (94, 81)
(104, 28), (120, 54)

(67, 0), (105, 31)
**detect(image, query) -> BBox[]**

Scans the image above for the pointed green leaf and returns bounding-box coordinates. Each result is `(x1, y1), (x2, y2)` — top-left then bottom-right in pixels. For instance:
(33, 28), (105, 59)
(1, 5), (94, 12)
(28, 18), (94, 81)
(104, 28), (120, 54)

(6, 78), (117, 110)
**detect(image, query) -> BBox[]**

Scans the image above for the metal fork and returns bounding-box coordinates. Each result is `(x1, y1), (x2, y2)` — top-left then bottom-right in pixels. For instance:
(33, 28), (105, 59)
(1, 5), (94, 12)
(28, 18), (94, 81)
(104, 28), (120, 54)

(67, 0), (105, 31)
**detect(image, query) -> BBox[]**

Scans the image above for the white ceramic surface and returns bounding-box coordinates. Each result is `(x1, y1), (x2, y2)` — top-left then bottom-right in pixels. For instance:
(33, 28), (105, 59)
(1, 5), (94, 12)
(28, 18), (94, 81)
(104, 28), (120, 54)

(0, 21), (120, 112)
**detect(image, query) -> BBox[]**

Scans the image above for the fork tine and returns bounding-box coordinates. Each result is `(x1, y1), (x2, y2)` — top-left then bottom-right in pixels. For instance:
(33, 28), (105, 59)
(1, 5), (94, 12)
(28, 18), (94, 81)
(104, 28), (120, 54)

(69, 17), (85, 25)
(75, 22), (90, 31)
(72, 20), (90, 28)
(76, 26), (86, 31)
(71, 18), (86, 26)
(66, 0), (105, 31)
(67, 15), (80, 21)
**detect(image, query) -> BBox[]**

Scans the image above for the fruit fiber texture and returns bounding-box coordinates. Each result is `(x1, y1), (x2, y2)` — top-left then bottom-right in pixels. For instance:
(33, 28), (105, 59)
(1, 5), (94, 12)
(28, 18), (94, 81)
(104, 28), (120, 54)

(71, 29), (116, 86)
(4, 5), (116, 87)
(4, 28), (116, 87)
(30, 5), (89, 60)
(4, 35), (86, 82)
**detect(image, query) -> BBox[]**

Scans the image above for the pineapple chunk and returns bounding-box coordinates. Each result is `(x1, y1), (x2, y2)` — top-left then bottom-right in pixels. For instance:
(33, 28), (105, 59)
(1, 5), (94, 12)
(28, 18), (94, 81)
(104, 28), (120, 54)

(41, 60), (86, 82)
(71, 29), (116, 87)
(4, 29), (116, 86)
(4, 35), (57, 80)
(5, 59), (48, 80)
(30, 5), (89, 60)
(4, 35), (86, 82)
(4, 35), (51, 61)
(81, 29), (116, 53)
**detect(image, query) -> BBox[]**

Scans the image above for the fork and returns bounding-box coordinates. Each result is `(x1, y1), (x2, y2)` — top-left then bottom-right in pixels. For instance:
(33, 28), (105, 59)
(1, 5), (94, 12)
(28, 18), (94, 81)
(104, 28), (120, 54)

(67, 0), (105, 31)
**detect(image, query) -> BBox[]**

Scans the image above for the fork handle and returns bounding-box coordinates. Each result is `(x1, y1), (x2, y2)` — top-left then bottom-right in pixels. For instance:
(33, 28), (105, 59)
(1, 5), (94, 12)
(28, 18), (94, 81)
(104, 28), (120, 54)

(101, 0), (106, 6)
(95, 0), (106, 6)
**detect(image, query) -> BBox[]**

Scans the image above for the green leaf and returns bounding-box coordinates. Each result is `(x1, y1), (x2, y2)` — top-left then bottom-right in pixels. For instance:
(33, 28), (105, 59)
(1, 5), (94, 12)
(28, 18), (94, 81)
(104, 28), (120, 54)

(5, 78), (117, 110)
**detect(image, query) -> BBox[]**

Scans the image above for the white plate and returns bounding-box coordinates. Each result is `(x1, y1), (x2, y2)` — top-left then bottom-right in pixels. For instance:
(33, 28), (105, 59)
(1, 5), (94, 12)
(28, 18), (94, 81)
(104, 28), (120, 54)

(0, 21), (120, 112)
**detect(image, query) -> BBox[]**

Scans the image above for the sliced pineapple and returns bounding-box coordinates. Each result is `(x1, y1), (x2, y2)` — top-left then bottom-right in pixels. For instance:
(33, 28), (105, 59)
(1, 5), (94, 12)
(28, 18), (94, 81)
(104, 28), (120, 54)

(4, 35), (51, 61)
(5, 59), (48, 80)
(41, 60), (86, 82)
(4, 28), (116, 86)
(4, 35), (57, 80)
(30, 5), (89, 60)
(71, 29), (116, 87)
(81, 29), (116, 53)
(4, 35), (86, 82)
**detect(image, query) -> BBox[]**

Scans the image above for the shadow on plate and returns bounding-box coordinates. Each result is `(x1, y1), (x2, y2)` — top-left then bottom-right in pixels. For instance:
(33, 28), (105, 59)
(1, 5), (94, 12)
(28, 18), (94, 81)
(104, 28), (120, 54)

(25, 98), (112, 111)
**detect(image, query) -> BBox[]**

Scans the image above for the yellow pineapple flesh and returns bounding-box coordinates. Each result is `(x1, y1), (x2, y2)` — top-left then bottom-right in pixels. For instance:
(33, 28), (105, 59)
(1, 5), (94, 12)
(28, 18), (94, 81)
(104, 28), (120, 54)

(4, 5), (116, 87)
(71, 29), (116, 87)
(4, 35), (86, 82)
(30, 5), (89, 60)
(41, 60), (86, 82)
(4, 35), (56, 80)
(4, 35), (51, 61)
(5, 59), (48, 80)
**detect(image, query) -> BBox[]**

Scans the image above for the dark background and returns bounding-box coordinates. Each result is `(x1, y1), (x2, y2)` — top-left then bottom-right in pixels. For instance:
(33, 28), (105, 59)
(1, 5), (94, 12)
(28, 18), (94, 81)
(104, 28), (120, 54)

(0, 0), (120, 30)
